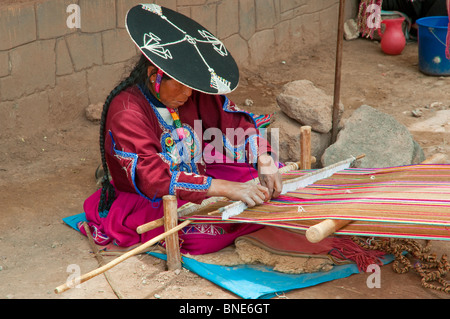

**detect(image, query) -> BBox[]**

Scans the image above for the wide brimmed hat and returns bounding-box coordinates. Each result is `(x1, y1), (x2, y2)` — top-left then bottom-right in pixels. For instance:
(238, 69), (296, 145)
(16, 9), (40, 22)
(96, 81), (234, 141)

(125, 4), (239, 95)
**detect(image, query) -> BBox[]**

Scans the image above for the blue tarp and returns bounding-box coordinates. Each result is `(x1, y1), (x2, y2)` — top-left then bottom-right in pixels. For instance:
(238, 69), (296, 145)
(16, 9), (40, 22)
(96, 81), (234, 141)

(63, 213), (393, 299)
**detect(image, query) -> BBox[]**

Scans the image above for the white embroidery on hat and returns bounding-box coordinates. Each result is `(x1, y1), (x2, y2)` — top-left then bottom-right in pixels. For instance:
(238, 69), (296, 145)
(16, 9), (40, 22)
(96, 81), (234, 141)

(198, 30), (228, 57)
(142, 32), (173, 59)
(141, 4), (162, 16)
(138, 6), (232, 93)
(210, 70), (231, 93)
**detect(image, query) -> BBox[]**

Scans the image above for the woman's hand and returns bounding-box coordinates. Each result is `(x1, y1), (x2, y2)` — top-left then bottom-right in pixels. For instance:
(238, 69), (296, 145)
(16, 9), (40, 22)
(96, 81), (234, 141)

(206, 179), (269, 207)
(205, 154), (282, 207)
(257, 154), (282, 199)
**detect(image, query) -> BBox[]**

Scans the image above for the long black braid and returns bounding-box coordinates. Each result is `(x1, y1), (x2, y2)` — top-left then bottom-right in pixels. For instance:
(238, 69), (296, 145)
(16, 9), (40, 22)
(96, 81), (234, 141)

(97, 54), (153, 216)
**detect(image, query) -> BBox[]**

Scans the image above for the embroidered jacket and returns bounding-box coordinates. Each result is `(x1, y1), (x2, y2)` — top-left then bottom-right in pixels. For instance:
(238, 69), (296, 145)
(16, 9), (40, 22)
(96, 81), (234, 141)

(104, 85), (272, 204)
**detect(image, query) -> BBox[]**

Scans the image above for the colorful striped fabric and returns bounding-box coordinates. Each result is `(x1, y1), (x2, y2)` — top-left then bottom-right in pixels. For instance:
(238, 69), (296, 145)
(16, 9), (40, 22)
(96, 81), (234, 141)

(183, 164), (450, 241)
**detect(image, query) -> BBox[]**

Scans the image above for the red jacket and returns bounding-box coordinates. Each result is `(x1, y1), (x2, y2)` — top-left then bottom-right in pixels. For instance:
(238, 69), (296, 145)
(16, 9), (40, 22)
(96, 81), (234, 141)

(104, 85), (272, 204)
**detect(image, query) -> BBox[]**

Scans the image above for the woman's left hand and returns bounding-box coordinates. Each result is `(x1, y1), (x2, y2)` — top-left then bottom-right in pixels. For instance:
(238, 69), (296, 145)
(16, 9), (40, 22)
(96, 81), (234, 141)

(257, 154), (283, 199)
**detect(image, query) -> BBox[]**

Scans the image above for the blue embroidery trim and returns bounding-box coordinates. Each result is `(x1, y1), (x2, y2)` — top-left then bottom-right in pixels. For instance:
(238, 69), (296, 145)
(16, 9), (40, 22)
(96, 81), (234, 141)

(221, 95), (258, 129)
(138, 84), (174, 131)
(169, 171), (212, 196)
(222, 132), (261, 168)
(138, 84), (201, 174)
(109, 131), (161, 204)
(220, 95), (264, 168)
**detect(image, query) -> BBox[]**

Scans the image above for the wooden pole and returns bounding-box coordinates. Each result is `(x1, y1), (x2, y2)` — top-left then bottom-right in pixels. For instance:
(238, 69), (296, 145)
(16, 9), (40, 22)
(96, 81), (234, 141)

(136, 217), (164, 234)
(300, 126), (312, 170)
(163, 195), (182, 271)
(54, 219), (192, 294)
(306, 219), (351, 244)
(331, 0), (346, 144)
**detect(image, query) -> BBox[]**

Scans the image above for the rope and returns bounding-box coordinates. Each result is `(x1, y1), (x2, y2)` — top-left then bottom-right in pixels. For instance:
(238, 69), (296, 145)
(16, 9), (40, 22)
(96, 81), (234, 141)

(352, 237), (450, 294)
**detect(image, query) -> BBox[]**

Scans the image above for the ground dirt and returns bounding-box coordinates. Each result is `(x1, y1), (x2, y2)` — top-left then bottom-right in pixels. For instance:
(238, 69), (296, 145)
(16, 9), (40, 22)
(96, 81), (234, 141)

(0, 39), (449, 300)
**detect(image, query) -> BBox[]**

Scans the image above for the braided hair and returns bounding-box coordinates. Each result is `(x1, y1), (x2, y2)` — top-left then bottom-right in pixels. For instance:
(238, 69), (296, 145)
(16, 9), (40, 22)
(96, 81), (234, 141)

(97, 54), (160, 216)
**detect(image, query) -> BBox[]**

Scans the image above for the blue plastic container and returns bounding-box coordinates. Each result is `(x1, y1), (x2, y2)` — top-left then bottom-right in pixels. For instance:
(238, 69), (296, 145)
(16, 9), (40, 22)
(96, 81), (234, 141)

(416, 16), (450, 76)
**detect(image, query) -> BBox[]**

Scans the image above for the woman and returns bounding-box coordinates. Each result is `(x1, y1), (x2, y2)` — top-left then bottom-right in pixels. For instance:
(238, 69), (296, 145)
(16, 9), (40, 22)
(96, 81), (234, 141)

(80, 4), (282, 254)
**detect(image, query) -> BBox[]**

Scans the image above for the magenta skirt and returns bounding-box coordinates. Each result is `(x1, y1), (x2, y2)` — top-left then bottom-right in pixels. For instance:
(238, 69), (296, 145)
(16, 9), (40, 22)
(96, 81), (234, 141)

(80, 162), (263, 255)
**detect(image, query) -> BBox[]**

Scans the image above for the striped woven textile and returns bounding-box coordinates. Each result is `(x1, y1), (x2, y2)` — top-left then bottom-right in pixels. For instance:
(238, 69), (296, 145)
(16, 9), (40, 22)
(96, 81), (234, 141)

(183, 164), (450, 241)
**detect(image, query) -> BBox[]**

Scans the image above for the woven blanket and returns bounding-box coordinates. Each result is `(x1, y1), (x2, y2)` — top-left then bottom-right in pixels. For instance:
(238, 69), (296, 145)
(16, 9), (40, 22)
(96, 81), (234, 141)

(183, 164), (450, 241)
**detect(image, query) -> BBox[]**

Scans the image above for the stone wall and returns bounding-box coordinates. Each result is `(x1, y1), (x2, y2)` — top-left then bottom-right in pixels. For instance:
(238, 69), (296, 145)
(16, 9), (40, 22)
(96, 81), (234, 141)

(0, 0), (352, 139)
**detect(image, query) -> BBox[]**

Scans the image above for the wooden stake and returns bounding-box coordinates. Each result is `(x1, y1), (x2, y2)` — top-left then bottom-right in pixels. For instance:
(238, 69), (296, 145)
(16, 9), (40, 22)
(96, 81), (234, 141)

(300, 126), (312, 170)
(163, 195), (182, 271)
(331, 0), (346, 144)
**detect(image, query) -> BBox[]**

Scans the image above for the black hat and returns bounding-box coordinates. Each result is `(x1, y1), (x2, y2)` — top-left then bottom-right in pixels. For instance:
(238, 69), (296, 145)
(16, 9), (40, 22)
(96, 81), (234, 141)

(125, 4), (239, 94)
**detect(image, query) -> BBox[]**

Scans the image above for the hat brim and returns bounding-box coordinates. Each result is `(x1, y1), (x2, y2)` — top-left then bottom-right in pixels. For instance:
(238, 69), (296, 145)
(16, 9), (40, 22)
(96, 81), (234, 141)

(125, 4), (239, 95)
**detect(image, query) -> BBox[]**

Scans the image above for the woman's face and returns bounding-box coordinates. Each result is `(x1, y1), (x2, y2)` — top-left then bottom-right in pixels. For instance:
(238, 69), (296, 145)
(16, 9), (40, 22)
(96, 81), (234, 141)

(147, 66), (193, 109)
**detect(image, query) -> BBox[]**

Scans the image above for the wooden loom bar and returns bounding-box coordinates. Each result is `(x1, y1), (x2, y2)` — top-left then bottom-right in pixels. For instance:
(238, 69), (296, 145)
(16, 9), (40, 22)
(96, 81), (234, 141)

(136, 218), (164, 234)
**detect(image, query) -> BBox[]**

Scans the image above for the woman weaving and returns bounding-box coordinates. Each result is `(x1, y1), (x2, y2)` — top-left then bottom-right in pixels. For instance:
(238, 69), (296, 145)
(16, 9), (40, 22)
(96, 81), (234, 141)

(80, 4), (282, 254)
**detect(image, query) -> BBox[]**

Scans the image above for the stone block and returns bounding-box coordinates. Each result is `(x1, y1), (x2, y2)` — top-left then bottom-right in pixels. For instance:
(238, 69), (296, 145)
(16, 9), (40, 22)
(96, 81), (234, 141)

(48, 71), (90, 125)
(217, 0), (239, 39)
(66, 33), (103, 71)
(156, 0), (177, 11)
(239, 0), (256, 40)
(290, 12), (320, 46)
(0, 5), (36, 50)
(0, 40), (56, 101)
(177, 6), (191, 18)
(87, 63), (128, 105)
(322, 105), (425, 168)
(36, 0), (76, 39)
(276, 80), (343, 133)
(79, 0), (116, 33)
(12, 91), (50, 138)
(0, 100), (18, 138)
(191, 3), (217, 35)
(319, 2), (338, 41)
(248, 29), (275, 66)
(280, 0), (307, 13)
(102, 29), (137, 64)
(116, 0), (143, 28)
(305, 0), (324, 14)
(255, 0), (277, 31)
(344, 19), (360, 41)
(85, 102), (103, 122)
(55, 38), (74, 76)
(0, 51), (10, 78)
(269, 110), (330, 164)
(177, 0), (205, 6)
(223, 34), (248, 66)
(274, 19), (292, 52)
